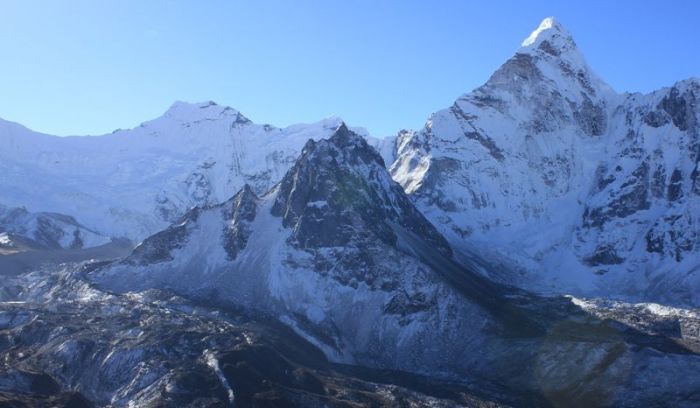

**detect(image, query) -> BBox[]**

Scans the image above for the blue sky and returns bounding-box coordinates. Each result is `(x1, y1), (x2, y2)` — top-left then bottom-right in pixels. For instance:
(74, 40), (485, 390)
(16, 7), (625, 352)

(1, 1), (698, 137)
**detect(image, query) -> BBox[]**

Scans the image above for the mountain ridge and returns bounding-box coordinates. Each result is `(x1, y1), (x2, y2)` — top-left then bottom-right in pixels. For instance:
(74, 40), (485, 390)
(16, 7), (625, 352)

(0, 101), (389, 242)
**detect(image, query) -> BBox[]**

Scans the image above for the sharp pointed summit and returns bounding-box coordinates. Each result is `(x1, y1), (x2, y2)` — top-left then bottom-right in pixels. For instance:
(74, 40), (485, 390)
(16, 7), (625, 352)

(514, 17), (606, 88)
(473, 16), (614, 105)
(520, 17), (576, 52)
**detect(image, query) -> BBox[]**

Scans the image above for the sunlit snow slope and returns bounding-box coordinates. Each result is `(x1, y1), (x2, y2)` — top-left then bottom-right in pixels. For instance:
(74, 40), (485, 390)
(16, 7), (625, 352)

(0, 101), (379, 241)
(390, 17), (700, 305)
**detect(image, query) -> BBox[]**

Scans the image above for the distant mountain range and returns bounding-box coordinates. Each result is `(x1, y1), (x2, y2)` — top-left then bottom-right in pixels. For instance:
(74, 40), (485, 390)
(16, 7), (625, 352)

(3, 18), (697, 306)
(0, 101), (391, 240)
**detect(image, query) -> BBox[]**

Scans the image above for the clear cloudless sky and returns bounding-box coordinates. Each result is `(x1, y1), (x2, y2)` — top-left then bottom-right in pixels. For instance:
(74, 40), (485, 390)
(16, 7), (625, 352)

(1, 0), (699, 137)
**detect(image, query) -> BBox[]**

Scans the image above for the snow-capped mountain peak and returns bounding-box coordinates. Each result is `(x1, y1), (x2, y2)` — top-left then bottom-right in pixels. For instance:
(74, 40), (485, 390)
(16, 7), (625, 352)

(271, 122), (452, 256)
(391, 17), (700, 306)
(513, 17), (614, 101)
(160, 100), (250, 125)
(0, 102), (393, 241)
(521, 16), (573, 49)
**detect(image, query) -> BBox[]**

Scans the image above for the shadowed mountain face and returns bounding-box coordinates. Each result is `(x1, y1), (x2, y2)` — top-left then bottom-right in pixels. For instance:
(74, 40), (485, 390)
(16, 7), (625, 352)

(390, 17), (700, 306)
(83, 124), (700, 407)
(271, 123), (452, 259)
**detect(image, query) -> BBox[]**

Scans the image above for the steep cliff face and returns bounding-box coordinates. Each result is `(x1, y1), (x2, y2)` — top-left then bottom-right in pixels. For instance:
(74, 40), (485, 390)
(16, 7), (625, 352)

(577, 79), (700, 304)
(0, 102), (375, 241)
(271, 123), (451, 259)
(390, 18), (700, 305)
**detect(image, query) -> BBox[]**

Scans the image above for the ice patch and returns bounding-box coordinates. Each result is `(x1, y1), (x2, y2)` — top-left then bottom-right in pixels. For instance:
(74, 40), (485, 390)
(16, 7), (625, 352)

(204, 350), (235, 406)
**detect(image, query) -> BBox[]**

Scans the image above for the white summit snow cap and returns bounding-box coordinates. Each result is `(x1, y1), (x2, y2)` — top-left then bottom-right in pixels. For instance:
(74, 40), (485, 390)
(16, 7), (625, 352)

(516, 16), (602, 86)
(520, 17), (575, 50)
(162, 100), (245, 123)
(517, 17), (615, 97)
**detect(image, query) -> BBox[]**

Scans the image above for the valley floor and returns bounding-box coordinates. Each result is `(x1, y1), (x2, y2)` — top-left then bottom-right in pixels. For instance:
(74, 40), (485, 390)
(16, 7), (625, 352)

(0, 239), (132, 277)
(0, 257), (518, 408)
(1, 249), (700, 407)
